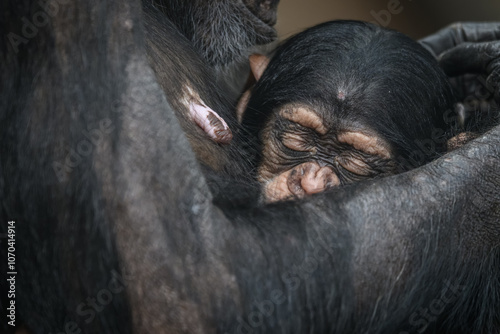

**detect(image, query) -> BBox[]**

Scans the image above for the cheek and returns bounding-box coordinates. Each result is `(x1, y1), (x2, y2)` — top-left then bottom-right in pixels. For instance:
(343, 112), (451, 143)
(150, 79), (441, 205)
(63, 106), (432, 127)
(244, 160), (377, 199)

(262, 169), (294, 203)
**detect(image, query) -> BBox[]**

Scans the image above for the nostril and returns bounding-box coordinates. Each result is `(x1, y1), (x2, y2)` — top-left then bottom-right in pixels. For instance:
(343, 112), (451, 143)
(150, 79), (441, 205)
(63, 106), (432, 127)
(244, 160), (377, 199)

(322, 168), (340, 189)
(301, 166), (339, 194)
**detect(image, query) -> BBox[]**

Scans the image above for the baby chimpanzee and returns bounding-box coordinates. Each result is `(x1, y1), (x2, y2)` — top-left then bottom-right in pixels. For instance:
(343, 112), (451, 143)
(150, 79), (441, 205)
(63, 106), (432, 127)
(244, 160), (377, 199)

(238, 21), (457, 202)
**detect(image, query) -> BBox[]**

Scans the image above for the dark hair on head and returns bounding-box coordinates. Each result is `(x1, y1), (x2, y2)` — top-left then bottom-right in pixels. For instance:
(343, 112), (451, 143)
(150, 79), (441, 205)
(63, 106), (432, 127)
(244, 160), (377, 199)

(242, 20), (456, 164)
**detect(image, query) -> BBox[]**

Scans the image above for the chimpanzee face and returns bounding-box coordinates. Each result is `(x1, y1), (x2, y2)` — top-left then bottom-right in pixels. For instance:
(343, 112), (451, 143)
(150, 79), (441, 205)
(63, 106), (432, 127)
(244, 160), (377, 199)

(257, 103), (397, 202)
(239, 21), (456, 203)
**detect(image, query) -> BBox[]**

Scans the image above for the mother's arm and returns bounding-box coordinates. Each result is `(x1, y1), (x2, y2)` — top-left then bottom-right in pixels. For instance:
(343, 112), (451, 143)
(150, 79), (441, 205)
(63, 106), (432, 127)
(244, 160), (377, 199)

(3, 2), (499, 333)
(110, 18), (500, 334)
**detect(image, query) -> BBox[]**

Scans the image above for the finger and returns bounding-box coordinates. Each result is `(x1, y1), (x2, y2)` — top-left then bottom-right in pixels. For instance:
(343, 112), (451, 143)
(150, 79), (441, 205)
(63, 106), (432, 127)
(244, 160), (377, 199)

(447, 132), (478, 151)
(438, 41), (500, 76)
(419, 22), (500, 58)
(189, 102), (233, 144)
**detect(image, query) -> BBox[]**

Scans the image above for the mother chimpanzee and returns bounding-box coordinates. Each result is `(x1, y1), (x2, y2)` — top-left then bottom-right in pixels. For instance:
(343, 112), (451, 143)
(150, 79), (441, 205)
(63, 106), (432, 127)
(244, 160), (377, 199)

(1, 1), (499, 333)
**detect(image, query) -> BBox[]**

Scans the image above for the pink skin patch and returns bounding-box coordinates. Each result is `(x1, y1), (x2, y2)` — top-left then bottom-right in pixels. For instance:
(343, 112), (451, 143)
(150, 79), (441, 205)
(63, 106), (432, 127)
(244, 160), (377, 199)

(189, 102), (233, 144)
(337, 90), (346, 100)
(263, 162), (340, 202)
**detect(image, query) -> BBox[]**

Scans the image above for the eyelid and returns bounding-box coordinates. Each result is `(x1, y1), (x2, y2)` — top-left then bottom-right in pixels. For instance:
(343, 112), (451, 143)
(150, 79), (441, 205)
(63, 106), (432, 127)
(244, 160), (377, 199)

(336, 154), (373, 176)
(337, 131), (392, 159)
(281, 132), (315, 152)
(279, 107), (328, 135)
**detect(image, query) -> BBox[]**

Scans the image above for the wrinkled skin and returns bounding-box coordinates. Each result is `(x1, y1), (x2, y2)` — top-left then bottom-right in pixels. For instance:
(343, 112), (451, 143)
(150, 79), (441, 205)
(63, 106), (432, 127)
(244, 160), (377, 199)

(0, 3), (499, 334)
(239, 21), (457, 202)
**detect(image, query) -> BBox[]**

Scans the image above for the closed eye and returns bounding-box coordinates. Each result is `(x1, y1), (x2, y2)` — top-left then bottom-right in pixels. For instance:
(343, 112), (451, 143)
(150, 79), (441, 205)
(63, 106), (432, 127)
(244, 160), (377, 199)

(279, 106), (328, 135)
(335, 150), (397, 180)
(281, 131), (316, 153)
(337, 131), (392, 159)
(336, 153), (373, 176)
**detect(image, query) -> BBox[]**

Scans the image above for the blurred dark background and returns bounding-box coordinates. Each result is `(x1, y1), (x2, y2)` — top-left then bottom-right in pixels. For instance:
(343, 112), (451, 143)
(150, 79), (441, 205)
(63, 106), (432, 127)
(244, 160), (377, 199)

(276, 0), (500, 40)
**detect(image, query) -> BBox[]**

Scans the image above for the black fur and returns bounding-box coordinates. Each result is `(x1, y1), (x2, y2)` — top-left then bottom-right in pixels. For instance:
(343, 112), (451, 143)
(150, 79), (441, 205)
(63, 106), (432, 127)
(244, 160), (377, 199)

(242, 21), (457, 175)
(147, 0), (280, 100)
(1, 1), (499, 334)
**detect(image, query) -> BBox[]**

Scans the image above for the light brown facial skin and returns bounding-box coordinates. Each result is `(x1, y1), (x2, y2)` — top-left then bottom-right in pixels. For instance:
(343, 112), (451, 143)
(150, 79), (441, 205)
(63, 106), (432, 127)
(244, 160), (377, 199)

(257, 104), (397, 202)
(263, 162), (340, 202)
(239, 54), (397, 203)
(255, 102), (475, 203)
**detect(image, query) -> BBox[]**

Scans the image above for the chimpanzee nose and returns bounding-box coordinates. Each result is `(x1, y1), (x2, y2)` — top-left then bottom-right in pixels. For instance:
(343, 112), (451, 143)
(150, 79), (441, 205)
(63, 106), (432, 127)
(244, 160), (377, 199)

(262, 162), (339, 203)
(300, 164), (339, 195)
(288, 162), (339, 196)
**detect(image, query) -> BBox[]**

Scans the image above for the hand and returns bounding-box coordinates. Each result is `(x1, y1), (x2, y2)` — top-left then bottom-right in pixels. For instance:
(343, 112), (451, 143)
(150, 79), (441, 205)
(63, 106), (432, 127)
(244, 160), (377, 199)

(419, 23), (500, 131)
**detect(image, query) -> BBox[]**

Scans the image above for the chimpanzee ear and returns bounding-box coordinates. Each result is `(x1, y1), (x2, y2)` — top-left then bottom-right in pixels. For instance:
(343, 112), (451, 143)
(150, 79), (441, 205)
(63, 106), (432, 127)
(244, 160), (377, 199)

(249, 53), (271, 81)
(236, 54), (271, 123)
(236, 89), (252, 123)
